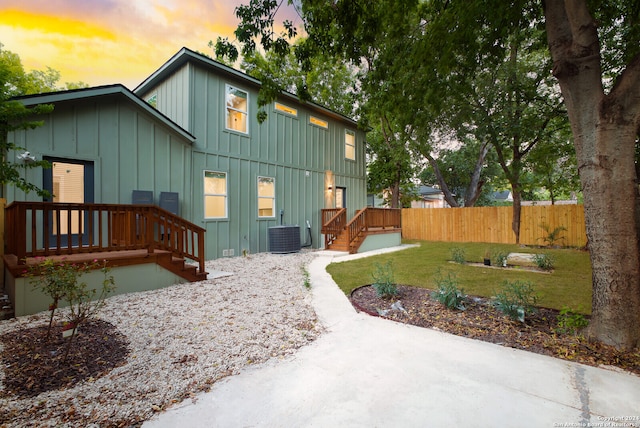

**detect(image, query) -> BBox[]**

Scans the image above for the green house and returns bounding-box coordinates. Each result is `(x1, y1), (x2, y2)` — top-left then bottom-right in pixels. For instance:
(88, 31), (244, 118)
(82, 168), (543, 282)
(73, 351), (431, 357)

(5, 47), (368, 259)
(2, 48), (404, 316)
(134, 48), (368, 257)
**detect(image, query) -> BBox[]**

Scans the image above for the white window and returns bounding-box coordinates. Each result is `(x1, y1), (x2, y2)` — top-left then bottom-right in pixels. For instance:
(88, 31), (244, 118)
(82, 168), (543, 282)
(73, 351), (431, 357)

(258, 176), (275, 218)
(310, 116), (328, 129)
(204, 171), (227, 218)
(345, 130), (356, 160)
(225, 85), (248, 133)
(275, 102), (297, 116)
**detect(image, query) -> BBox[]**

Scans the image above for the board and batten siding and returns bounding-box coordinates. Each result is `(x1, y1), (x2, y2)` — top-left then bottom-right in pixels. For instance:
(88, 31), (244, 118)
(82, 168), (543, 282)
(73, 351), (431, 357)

(7, 95), (193, 220)
(141, 58), (367, 257)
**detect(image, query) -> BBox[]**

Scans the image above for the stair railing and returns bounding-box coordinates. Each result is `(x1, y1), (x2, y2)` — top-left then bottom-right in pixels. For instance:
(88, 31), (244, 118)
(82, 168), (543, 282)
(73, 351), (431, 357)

(320, 208), (346, 248)
(5, 201), (206, 275)
(345, 207), (402, 253)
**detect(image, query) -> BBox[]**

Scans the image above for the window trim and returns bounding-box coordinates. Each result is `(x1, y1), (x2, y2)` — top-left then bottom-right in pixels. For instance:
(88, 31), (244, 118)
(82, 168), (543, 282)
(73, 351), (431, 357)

(345, 130), (356, 160)
(257, 176), (276, 219)
(274, 102), (298, 117)
(309, 116), (328, 129)
(225, 84), (249, 134)
(203, 170), (228, 219)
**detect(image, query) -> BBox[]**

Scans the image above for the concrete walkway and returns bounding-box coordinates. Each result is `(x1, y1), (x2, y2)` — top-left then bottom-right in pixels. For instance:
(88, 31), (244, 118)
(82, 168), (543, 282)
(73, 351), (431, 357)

(144, 246), (640, 428)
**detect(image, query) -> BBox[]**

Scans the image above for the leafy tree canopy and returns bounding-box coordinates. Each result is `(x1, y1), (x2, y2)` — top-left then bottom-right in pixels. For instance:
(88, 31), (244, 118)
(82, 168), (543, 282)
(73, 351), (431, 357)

(0, 44), (78, 197)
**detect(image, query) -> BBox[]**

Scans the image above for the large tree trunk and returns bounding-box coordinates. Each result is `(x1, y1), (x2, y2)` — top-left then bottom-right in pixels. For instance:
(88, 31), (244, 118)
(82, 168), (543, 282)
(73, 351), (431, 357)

(511, 188), (522, 244)
(544, 0), (640, 350)
(390, 180), (401, 209)
(424, 152), (460, 207)
(464, 141), (489, 207)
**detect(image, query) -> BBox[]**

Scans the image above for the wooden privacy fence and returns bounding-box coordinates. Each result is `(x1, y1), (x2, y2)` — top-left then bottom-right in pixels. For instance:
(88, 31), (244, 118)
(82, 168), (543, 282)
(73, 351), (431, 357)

(401, 205), (587, 247)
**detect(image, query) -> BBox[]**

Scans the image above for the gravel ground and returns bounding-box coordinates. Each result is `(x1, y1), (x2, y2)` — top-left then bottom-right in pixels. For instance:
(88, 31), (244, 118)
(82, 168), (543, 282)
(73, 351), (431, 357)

(0, 251), (323, 427)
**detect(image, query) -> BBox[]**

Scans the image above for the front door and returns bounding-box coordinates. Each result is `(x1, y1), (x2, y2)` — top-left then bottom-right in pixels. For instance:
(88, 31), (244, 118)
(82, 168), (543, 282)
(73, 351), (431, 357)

(43, 158), (95, 247)
(335, 187), (346, 209)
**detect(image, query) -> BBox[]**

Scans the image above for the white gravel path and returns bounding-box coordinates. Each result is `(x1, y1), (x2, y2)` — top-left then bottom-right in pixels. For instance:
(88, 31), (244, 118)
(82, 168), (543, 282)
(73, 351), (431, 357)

(0, 250), (323, 427)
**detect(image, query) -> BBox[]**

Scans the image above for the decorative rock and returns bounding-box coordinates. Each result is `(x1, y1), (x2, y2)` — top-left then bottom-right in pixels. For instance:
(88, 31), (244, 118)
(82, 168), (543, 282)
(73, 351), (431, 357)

(507, 253), (538, 267)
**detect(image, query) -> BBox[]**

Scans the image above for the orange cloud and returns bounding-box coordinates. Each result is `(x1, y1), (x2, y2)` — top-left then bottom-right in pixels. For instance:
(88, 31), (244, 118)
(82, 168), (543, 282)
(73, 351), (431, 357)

(0, 9), (117, 40)
(0, 0), (303, 89)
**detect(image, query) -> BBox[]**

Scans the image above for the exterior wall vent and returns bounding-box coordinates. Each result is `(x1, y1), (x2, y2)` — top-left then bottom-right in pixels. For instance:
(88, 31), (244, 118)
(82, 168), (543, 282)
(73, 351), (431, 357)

(268, 225), (301, 253)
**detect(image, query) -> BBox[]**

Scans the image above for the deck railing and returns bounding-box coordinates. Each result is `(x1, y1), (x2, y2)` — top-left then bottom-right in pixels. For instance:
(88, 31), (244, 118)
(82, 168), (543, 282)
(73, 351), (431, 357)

(345, 207), (402, 253)
(321, 208), (347, 248)
(321, 207), (401, 252)
(4, 202), (206, 275)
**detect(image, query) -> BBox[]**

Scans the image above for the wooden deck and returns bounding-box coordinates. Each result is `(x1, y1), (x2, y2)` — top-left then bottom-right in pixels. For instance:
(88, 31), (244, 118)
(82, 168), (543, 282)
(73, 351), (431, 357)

(321, 207), (402, 253)
(3, 249), (205, 283)
(4, 202), (208, 282)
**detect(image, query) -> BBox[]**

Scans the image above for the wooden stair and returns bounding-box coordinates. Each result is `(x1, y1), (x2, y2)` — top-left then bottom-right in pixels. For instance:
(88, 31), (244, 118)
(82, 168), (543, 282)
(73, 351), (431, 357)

(157, 253), (208, 282)
(328, 229), (350, 251)
(326, 228), (365, 253)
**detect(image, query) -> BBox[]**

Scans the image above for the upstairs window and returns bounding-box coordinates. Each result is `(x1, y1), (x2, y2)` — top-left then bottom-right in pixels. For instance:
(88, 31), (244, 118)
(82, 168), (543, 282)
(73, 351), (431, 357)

(258, 176), (275, 218)
(345, 130), (356, 160)
(275, 102), (297, 117)
(226, 85), (248, 133)
(310, 116), (328, 129)
(204, 171), (227, 219)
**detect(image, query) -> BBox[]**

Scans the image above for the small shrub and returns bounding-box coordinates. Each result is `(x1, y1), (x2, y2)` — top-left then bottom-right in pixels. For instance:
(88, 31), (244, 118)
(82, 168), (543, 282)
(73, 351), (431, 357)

(371, 261), (398, 298)
(24, 257), (76, 340)
(492, 250), (508, 267)
(538, 223), (567, 247)
(450, 247), (466, 264)
(555, 307), (589, 335)
(25, 258), (115, 360)
(302, 267), (311, 289)
(493, 280), (538, 323)
(532, 253), (555, 271)
(431, 270), (466, 310)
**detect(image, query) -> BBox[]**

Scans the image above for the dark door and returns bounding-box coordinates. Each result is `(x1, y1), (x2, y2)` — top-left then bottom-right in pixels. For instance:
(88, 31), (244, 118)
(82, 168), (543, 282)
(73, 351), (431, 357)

(43, 158), (95, 247)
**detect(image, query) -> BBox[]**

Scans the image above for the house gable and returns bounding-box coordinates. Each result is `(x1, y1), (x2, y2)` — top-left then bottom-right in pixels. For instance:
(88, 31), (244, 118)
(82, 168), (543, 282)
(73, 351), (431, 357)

(134, 48), (368, 257)
(7, 85), (195, 216)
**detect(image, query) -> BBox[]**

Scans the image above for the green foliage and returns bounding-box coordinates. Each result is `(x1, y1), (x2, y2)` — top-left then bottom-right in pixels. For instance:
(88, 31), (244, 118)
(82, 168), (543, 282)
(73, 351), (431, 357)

(371, 260), (398, 298)
(24, 258), (74, 339)
(450, 247), (466, 264)
(366, 122), (418, 209)
(493, 280), (538, 323)
(25, 258), (116, 350)
(327, 242), (592, 312)
(64, 260), (115, 326)
(431, 270), (466, 310)
(302, 266), (311, 289)
(538, 223), (567, 247)
(555, 307), (589, 336)
(0, 45), (55, 197)
(532, 253), (555, 271)
(492, 250), (508, 268)
(419, 137), (500, 207)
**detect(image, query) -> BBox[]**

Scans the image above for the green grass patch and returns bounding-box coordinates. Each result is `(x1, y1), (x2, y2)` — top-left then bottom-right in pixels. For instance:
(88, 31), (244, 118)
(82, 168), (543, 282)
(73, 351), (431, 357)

(326, 241), (592, 313)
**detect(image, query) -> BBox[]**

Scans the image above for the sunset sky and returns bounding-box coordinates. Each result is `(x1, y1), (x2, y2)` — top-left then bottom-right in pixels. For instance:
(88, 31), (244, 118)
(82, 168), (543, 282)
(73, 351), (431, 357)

(0, 0), (301, 89)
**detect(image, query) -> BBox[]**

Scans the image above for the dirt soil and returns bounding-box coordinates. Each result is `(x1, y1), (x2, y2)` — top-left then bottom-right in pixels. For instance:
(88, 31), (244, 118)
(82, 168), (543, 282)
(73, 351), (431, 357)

(350, 284), (640, 377)
(0, 319), (129, 399)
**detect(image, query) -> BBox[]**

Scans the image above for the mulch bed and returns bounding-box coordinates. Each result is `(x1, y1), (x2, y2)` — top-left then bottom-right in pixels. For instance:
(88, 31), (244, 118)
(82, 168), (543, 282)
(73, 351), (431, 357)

(351, 284), (640, 376)
(0, 319), (129, 398)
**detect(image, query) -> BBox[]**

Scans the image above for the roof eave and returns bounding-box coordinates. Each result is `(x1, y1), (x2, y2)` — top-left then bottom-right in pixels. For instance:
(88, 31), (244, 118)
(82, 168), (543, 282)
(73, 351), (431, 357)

(134, 47), (360, 128)
(13, 85), (196, 143)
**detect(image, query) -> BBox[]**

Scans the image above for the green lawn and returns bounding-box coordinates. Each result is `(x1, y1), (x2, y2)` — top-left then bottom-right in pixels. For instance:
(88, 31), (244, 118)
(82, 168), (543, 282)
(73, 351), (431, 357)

(325, 240), (593, 314)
